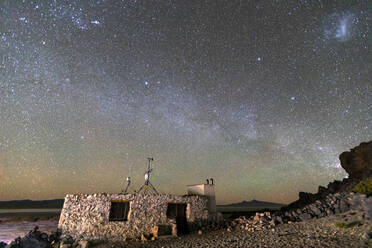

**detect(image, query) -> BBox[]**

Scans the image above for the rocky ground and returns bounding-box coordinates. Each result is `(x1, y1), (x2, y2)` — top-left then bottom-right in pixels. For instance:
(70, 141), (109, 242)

(3, 210), (370, 248)
(90, 212), (371, 248)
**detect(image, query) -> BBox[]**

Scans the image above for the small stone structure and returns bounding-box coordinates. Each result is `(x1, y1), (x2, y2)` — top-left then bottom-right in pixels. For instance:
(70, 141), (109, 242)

(58, 184), (216, 241)
(187, 184), (216, 213)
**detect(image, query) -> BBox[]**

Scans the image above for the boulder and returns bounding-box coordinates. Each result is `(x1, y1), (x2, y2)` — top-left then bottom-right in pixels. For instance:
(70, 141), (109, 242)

(273, 216), (283, 224)
(59, 236), (73, 246)
(299, 213), (312, 221)
(309, 204), (322, 216)
(339, 141), (372, 179)
(339, 200), (349, 213)
(0, 242), (7, 248)
(48, 230), (61, 244)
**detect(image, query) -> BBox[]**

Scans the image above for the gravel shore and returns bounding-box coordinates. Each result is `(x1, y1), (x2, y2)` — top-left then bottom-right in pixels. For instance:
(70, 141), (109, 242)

(2, 211), (370, 248)
(91, 214), (371, 248)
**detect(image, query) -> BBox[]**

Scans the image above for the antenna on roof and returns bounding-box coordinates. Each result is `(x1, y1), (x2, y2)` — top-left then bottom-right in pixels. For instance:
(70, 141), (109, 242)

(121, 162), (134, 194)
(137, 157), (159, 194)
(123, 176), (131, 194)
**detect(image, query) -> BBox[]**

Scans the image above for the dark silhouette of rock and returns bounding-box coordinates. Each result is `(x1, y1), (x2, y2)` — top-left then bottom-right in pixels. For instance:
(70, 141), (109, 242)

(274, 191), (371, 224)
(339, 141), (372, 179)
(0, 242), (7, 248)
(47, 230), (61, 244)
(282, 141), (372, 212)
(5, 226), (51, 248)
(298, 192), (317, 204)
(317, 185), (327, 196)
(299, 213), (312, 221)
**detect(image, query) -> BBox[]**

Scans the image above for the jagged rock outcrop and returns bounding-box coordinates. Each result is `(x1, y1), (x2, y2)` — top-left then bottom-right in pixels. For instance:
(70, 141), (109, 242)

(283, 141), (372, 211)
(283, 178), (360, 210)
(275, 192), (371, 224)
(340, 141), (372, 179)
(3, 227), (62, 248)
(227, 142), (372, 230)
(223, 191), (371, 233)
(5, 226), (53, 248)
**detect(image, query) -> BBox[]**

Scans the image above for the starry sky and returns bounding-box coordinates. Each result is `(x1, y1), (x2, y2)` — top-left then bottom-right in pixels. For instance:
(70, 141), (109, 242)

(0, 0), (371, 204)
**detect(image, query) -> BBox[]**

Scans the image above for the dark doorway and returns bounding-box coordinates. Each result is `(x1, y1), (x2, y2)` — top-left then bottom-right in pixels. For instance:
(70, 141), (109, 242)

(167, 203), (189, 235)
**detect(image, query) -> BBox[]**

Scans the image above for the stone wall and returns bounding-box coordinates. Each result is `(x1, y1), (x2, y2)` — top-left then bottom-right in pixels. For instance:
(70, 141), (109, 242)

(58, 193), (209, 241)
(187, 184), (216, 213)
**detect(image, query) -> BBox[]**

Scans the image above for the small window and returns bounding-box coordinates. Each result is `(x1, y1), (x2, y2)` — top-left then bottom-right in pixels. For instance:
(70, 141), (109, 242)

(109, 201), (130, 221)
(166, 203), (186, 218)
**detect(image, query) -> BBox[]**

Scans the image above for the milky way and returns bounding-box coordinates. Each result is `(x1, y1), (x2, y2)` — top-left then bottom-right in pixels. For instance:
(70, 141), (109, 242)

(0, 0), (371, 204)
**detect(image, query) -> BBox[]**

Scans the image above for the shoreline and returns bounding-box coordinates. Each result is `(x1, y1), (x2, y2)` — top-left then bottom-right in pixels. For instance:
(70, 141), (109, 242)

(0, 211), (60, 224)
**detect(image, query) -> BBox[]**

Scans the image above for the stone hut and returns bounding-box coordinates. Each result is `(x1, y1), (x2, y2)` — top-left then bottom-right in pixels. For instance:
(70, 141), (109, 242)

(58, 184), (216, 241)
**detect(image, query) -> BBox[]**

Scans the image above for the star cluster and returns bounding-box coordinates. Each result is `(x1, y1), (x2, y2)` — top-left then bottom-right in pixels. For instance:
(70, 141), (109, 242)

(0, 0), (371, 204)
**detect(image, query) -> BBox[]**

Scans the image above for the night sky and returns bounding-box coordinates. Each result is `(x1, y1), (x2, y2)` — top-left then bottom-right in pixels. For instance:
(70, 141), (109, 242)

(0, 0), (371, 204)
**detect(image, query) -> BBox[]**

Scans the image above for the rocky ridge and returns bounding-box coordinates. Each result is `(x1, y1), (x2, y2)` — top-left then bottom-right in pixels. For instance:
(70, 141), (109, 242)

(223, 191), (371, 232)
(219, 141), (372, 245)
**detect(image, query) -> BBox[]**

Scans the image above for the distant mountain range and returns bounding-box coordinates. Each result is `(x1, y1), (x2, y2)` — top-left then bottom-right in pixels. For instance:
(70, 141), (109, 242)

(0, 199), (64, 209)
(0, 198), (285, 209)
(219, 199), (285, 208)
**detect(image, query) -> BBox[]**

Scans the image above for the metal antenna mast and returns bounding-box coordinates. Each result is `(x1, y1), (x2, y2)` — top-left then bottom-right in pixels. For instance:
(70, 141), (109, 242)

(123, 176), (131, 194)
(122, 158), (134, 194)
(137, 157), (159, 194)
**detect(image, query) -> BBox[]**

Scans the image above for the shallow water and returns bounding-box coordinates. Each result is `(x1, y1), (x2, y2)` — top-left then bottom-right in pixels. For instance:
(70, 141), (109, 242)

(0, 219), (58, 244)
(0, 208), (60, 214)
(0, 209), (60, 244)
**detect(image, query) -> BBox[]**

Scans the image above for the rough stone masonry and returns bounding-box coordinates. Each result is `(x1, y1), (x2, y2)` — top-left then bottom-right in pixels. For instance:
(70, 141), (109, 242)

(58, 193), (210, 241)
